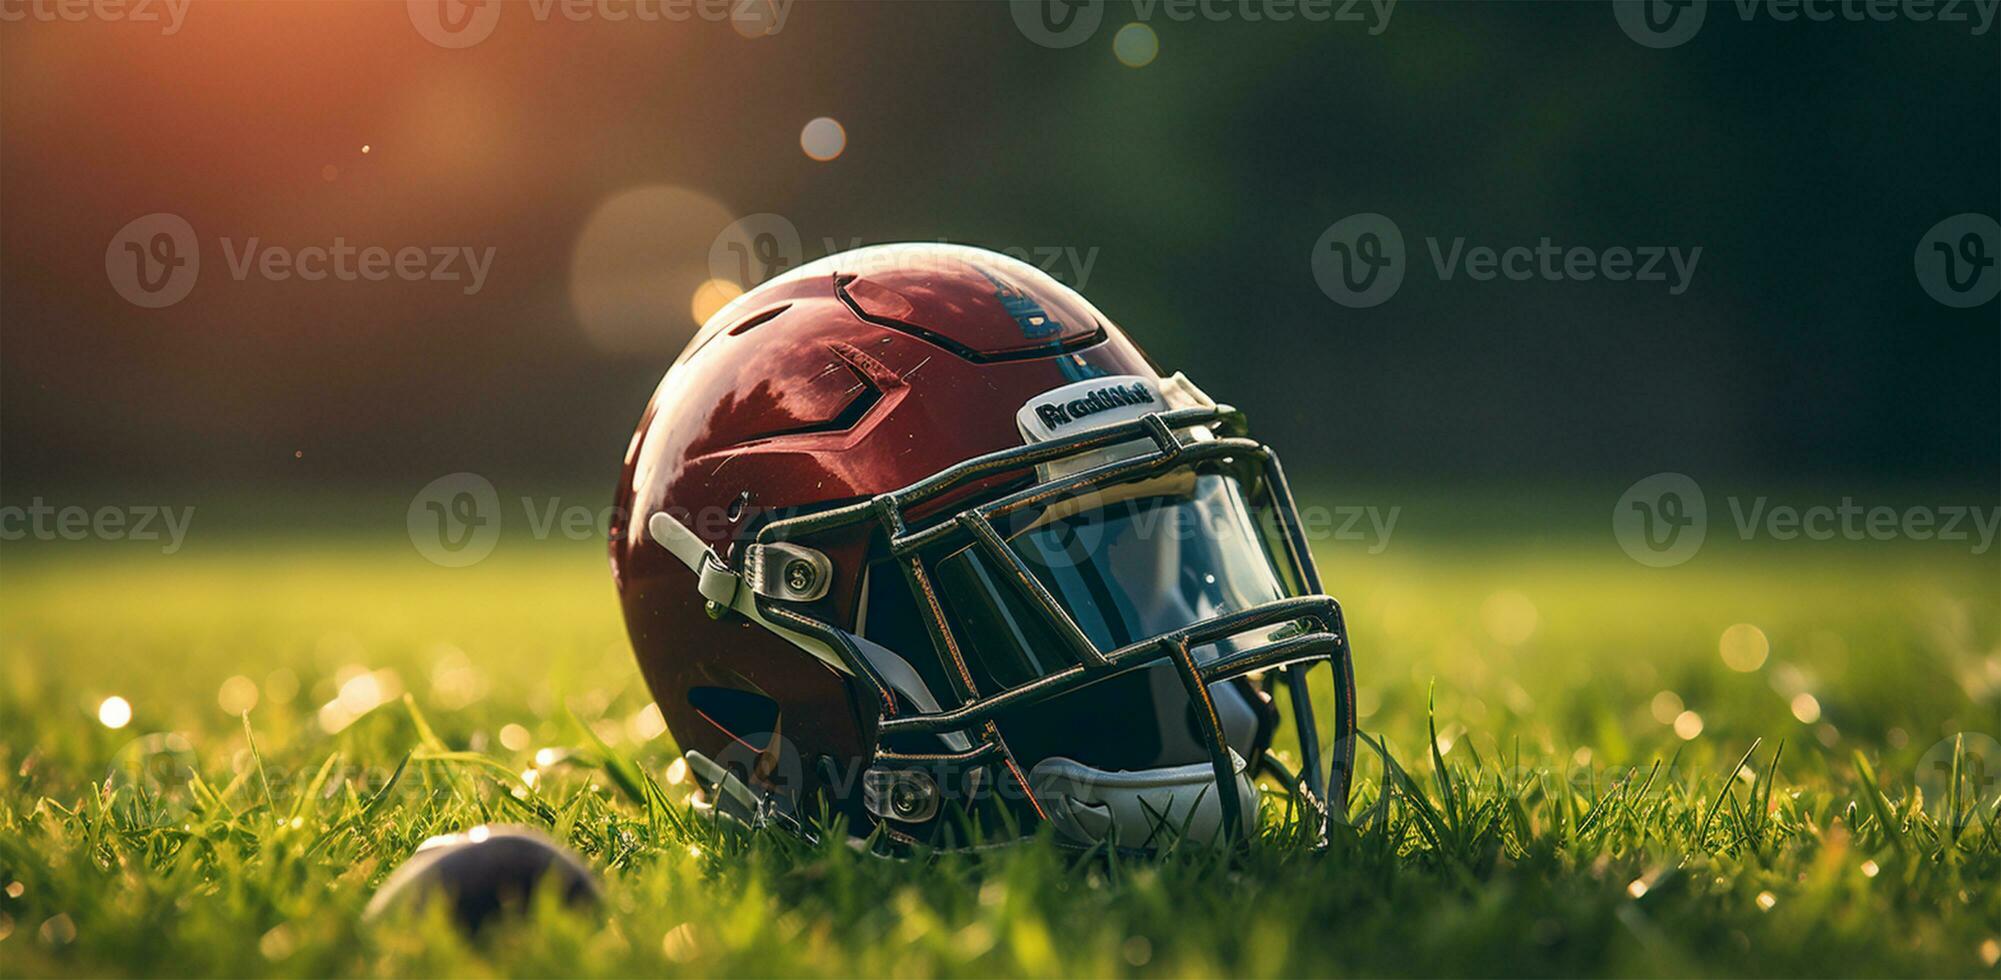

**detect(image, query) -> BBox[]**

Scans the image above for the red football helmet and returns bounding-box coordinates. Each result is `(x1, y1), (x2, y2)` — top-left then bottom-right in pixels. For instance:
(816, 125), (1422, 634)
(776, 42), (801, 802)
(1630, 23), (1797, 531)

(611, 243), (1355, 849)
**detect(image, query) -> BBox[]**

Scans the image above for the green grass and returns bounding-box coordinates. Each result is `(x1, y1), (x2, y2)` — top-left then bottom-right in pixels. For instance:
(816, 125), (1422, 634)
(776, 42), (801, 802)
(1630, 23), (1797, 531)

(1, 528), (1997, 977)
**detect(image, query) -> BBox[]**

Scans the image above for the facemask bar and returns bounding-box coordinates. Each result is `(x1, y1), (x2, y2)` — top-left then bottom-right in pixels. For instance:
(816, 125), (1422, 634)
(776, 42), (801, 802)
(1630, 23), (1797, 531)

(745, 404), (1356, 844)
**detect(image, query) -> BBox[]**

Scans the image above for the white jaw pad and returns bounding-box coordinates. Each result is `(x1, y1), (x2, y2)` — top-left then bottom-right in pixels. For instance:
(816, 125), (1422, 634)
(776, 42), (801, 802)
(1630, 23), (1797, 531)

(1028, 750), (1256, 849)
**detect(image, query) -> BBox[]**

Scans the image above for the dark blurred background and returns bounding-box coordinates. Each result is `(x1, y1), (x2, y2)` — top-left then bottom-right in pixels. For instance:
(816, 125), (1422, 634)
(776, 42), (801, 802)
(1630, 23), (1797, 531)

(3, 0), (1996, 518)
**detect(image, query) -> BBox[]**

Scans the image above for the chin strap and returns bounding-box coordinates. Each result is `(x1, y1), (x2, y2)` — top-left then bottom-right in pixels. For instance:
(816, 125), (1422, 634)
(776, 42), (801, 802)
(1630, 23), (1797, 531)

(646, 511), (853, 676)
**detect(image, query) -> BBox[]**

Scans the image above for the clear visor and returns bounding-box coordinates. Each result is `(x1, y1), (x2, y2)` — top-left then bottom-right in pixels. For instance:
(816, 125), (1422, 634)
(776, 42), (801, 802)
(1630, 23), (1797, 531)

(935, 471), (1287, 692)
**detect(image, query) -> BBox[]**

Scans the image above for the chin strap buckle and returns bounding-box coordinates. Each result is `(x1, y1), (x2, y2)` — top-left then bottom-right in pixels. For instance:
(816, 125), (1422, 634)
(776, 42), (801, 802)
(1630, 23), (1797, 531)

(649, 512), (833, 607)
(695, 554), (742, 609)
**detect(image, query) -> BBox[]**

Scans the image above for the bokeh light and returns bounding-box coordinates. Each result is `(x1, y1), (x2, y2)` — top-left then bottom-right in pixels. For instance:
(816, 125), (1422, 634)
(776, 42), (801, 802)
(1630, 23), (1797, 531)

(499, 723), (531, 752)
(1719, 623), (1770, 672)
(690, 278), (745, 327)
(1480, 591), (1540, 647)
(264, 668), (300, 705)
(629, 702), (668, 742)
(1113, 23), (1159, 68)
(1650, 689), (1684, 724)
(570, 185), (739, 354)
(217, 675), (260, 715)
(1673, 709), (1704, 740)
(96, 695), (131, 729)
(800, 117), (846, 161)
(1790, 692), (1822, 723)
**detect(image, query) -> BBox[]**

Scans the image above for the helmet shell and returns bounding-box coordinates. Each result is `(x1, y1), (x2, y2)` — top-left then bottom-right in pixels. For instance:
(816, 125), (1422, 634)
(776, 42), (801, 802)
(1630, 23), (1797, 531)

(610, 244), (1162, 825)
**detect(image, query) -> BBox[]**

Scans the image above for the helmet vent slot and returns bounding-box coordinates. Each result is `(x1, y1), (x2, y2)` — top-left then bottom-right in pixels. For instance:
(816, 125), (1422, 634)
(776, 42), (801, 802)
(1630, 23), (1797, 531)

(688, 687), (781, 750)
(727, 303), (791, 337)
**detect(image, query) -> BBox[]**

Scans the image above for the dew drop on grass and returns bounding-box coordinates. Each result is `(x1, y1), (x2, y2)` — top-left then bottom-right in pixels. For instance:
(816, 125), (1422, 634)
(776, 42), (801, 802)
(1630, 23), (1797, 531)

(1756, 891), (1777, 911)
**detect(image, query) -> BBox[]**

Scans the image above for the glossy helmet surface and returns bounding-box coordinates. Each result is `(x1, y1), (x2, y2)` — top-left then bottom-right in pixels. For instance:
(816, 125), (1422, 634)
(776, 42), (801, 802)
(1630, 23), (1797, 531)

(611, 243), (1355, 849)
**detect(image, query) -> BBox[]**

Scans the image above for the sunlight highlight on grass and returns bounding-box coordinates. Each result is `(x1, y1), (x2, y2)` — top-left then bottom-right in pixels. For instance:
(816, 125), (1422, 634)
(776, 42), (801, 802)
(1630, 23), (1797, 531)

(0, 535), (1995, 976)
